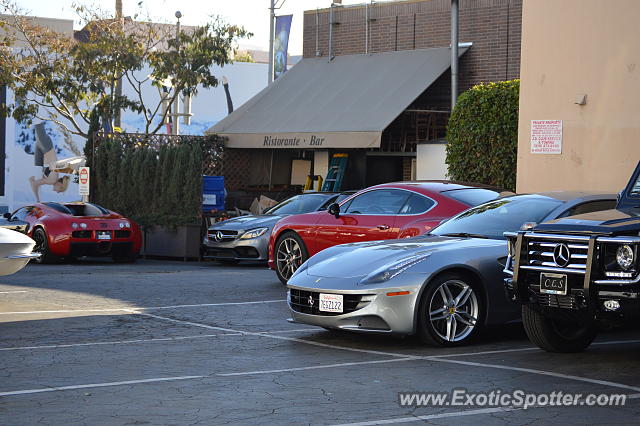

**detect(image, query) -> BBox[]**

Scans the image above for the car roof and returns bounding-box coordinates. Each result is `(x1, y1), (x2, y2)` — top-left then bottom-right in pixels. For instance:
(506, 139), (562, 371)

(365, 180), (506, 194)
(514, 191), (617, 202)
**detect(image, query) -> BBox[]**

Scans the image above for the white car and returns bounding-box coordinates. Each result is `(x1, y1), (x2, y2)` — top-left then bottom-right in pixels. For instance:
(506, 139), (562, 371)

(0, 228), (39, 275)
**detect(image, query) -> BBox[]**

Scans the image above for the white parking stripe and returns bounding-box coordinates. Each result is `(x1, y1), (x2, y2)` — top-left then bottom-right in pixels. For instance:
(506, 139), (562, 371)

(332, 406), (525, 426)
(138, 312), (419, 359)
(0, 299), (286, 315)
(0, 328), (315, 352)
(218, 358), (417, 376)
(430, 358), (640, 393)
(0, 290), (28, 294)
(0, 376), (205, 397)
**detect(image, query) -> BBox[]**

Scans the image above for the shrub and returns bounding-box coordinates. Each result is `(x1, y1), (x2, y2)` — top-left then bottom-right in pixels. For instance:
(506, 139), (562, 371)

(445, 80), (519, 191)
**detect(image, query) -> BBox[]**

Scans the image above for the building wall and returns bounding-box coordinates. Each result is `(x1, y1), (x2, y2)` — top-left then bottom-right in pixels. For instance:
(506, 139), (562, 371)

(516, 0), (640, 193)
(303, 0), (522, 93)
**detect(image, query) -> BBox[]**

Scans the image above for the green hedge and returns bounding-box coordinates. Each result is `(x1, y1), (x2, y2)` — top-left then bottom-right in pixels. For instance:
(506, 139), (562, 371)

(445, 80), (520, 191)
(92, 137), (207, 229)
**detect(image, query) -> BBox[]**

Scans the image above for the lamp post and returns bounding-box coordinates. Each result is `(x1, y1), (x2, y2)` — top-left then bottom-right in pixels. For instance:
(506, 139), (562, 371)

(173, 11), (182, 135)
(268, 0), (275, 83)
(451, 0), (459, 110)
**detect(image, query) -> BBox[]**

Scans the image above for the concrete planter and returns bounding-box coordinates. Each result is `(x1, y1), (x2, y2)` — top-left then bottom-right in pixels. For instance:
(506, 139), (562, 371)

(142, 224), (201, 261)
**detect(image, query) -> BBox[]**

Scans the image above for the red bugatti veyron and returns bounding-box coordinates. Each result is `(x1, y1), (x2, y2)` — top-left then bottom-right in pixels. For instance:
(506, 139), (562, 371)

(0, 202), (142, 263)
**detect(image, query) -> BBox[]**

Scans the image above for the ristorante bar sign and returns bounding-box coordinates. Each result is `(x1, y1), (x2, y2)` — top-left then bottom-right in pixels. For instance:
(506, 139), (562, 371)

(223, 132), (382, 149)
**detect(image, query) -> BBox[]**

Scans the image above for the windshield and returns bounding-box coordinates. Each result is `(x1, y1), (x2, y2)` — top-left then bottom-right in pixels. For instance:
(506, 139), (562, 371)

(431, 195), (563, 239)
(266, 194), (334, 215)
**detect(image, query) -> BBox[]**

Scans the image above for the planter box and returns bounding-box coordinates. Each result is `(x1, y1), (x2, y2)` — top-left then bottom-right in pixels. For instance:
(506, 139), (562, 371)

(142, 224), (201, 260)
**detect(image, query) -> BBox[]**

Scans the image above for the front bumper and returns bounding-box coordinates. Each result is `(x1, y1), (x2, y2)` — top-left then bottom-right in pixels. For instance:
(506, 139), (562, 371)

(202, 236), (268, 261)
(287, 278), (422, 335)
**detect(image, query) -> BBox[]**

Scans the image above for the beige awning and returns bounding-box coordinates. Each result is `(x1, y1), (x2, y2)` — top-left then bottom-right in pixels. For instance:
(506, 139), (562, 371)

(207, 46), (468, 149)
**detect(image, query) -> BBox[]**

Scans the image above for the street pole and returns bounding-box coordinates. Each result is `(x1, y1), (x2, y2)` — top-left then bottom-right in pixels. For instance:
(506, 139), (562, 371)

(174, 11), (182, 135)
(268, 0), (275, 84)
(451, 0), (459, 110)
(114, 0), (123, 129)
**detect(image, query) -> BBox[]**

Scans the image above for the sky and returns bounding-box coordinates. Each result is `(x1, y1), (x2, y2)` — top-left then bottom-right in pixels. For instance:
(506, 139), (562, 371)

(17, 0), (367, 55)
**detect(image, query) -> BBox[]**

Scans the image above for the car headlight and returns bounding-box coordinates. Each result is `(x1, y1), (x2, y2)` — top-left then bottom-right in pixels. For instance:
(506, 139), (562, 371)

(240, 227), (269, 240)
(616, 245), (634, 270)
(80, 223), (87, 229)
(71, 222), (79, 229)
(359, 253), (431, 285)
(119, 222), (125, 229)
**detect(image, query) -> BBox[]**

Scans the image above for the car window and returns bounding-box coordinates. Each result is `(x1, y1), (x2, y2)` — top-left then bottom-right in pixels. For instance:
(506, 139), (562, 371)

(443, 188), (502, 206)
(344, 189), (410, 215)
(11, 207), (29, 221)
(267, 194), (334, 215)
(556, 199), (617, 218)
(431, 195), (563, 239)
(319, 195), (339, 210)
(399, 194), (435, 215)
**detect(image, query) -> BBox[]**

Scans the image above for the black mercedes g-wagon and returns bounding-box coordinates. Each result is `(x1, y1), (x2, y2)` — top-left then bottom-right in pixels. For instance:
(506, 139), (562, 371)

(505, 161), (640, 352)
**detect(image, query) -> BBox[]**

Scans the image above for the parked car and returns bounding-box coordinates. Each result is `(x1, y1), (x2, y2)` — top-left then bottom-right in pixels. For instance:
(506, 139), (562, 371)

(202, 191), (355, 264)
(0, 228), (40, 275)
(505, 161), (640, 353)
(0, 202), (142, 263)
(286, 192), (616, 346)
(269, 181), (510, 284)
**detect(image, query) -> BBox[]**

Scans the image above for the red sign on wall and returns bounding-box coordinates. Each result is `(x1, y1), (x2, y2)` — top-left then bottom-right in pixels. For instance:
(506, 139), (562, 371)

(531, 120), (563, 154)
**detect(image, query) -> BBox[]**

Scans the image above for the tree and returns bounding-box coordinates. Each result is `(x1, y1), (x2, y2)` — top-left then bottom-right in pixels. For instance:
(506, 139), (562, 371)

(0, 0), (250, 138)
(445, 80), (520, 191)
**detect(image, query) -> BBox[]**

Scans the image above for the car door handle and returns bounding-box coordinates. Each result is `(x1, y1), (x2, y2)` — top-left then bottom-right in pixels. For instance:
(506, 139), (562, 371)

(376, 224), (390, 230)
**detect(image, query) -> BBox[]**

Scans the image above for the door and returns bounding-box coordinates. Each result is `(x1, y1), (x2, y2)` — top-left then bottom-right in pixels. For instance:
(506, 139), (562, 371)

(312, 189), (410, 253)
(0, 207), (31, 233)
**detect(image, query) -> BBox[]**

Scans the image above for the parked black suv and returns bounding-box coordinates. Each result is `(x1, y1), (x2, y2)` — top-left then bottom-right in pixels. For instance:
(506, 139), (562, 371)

(504, 161), (640, 352)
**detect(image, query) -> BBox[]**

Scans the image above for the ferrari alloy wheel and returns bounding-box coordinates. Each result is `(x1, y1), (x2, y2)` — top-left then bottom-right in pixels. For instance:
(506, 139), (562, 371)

(32, 228), (58, 264)
(417, 273), (483, 346)
(275, 232), (308, 285)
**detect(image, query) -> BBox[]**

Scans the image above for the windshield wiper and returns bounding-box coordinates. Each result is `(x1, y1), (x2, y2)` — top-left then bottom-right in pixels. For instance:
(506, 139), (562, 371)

(440, 232), (489, 239)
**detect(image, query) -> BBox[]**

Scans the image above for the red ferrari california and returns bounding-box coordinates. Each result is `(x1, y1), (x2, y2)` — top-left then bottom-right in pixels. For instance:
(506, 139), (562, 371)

(0, 202), (142, 263)
(268, 181), (508, 284)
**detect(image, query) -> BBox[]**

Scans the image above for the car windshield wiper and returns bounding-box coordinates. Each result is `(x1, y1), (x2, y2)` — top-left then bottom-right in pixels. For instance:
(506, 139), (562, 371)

(439, 232), (489, 239)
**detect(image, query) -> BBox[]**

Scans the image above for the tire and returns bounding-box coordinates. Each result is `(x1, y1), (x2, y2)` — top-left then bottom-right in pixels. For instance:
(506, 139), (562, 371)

(416, 272), (484, 347)
(521, 305), (597, 353)
(275, 232), (309, 285)
(32, 228), (58, 264)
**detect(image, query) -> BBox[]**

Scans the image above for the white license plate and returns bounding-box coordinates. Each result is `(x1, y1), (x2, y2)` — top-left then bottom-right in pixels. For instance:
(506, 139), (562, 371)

(97, 232), (111, 240)
(319, 293), (343, 313)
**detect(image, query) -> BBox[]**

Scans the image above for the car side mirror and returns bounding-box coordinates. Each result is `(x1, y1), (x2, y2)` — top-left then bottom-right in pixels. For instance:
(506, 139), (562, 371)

(328, 203), (340, 219)
(2, 212), (10, 220)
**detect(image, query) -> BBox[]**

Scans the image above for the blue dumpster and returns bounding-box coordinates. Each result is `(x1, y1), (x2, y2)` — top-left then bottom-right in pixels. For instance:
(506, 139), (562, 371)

(202, 175), (225, 212)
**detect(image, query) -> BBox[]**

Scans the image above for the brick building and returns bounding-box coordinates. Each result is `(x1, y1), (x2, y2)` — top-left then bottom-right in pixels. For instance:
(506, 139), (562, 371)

(212, 0), (522, 193)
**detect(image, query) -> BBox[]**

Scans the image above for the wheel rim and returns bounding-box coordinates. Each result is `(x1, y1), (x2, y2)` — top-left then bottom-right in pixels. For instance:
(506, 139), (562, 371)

(276, 237), (303, 280)
(33, 231), (46, 256)
(428, 280), (479, 343)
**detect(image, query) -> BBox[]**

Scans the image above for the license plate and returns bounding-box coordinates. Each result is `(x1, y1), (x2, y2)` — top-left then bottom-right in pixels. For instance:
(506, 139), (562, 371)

(97, 231), (111, 240)
(319, 293), (343, 313)
(540, 273), (567, 295)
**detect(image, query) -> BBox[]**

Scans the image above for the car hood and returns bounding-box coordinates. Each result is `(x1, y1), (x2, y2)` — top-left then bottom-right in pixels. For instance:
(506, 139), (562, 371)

(305, 235), (499, 279)
(534, 208), (640, 235)
(210, 215), (282, 231)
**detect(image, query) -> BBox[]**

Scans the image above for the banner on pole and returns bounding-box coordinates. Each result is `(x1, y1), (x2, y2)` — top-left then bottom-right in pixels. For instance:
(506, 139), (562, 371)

(274, 15), (293, 80)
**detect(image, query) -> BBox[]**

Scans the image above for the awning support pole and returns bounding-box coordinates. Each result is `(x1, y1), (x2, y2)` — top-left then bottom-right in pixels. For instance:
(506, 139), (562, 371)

(451, 0), (459, 110)
(268, 150), (274, 190)
(268, 0), (275, 83)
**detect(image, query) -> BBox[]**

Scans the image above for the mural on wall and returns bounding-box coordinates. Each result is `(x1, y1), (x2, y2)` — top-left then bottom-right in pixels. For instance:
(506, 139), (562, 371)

(3, 62), (268, 212)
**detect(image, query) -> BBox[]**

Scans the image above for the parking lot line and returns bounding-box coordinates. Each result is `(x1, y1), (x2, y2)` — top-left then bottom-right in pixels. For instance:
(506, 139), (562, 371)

(332, 406), (525, 426)
(0, 299), (286, 315)
(0, 376), (205, 397)
(0, 290), (28, 294)
(0, 328), (316, 352)
(430, 358), (640, 393)
(137, 312), (419, 359)
(217, 358), (419, 376)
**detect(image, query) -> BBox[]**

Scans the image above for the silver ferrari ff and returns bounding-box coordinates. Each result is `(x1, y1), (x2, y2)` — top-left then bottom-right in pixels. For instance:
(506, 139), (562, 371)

(286, 193), (616, 346)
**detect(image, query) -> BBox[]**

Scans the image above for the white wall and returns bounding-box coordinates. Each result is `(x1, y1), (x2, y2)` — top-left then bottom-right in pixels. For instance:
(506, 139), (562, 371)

(416, 143), (448, 180)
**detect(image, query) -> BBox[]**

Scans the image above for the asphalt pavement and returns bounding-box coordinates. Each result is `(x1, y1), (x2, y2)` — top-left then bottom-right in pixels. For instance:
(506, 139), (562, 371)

(1, 259), (639, 425)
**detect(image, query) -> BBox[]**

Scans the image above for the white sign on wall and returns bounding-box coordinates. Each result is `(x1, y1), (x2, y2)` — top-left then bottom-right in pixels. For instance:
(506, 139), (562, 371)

(531, 120), (563, 154)
(79, 167), (90, 196)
